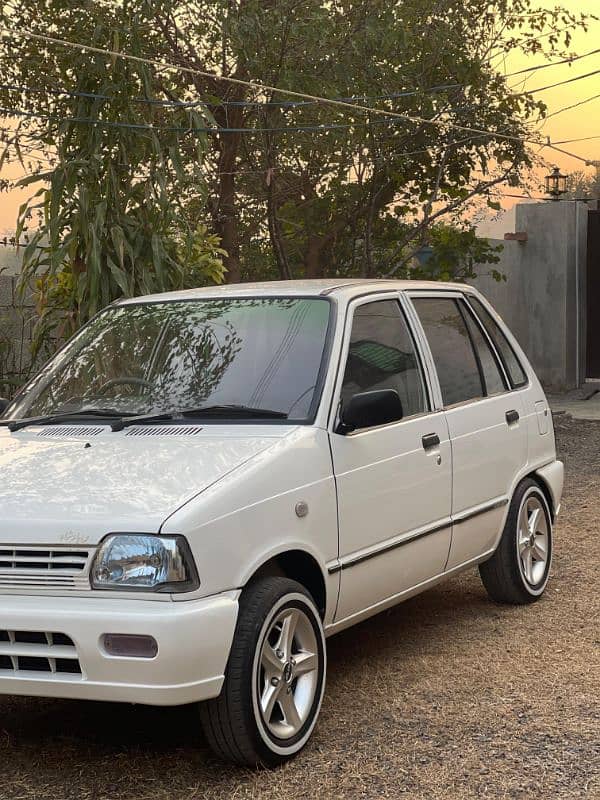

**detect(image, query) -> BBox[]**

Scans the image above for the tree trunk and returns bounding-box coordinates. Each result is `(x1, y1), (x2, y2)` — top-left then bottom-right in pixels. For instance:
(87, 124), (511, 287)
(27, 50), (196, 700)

(214, 132), (242, 284)
(305, 235), (324, 279)
(267, 183), (292, 280)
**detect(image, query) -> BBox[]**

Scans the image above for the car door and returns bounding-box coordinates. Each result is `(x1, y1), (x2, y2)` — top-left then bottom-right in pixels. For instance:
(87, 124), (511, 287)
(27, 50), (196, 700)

(329, 294), (452, 623)
(409, 292), (528, 569)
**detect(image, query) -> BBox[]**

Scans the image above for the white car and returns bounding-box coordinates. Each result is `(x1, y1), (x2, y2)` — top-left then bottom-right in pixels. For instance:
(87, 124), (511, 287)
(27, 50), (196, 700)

(0, 280), (563, 766)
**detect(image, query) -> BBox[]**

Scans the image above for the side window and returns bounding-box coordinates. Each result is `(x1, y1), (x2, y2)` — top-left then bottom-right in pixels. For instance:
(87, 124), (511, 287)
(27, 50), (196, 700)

(412, 297), (483, 407)
(460, 301), (507, 396)
(340, 299), (427, 423)
(468, 297), (528, 388)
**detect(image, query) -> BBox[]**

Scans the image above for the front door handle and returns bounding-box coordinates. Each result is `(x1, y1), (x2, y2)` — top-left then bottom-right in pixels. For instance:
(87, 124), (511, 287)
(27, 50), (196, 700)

(506, 409), (520, 425)
(422, 433), (440, 450)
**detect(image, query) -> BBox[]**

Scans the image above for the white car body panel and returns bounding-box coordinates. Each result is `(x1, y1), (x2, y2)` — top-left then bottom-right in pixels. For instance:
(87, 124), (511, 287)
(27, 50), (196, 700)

(330, 411), (452, 620)
(160, 425), (339, 621)
(442, 391), (529, 569)
(0, 591), (239, 705)
(0, 425), (285, 540)
(0, 279), (564, 706)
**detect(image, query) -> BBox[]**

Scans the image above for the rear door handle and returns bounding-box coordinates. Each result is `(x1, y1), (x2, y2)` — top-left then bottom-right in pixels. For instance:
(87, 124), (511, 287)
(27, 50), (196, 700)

(422, 433), (440, 450)
(506, 409), (520, 425)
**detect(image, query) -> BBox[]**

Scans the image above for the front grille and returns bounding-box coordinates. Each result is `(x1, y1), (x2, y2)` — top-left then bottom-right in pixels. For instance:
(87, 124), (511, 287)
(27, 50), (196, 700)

(0, 630), (82, 675)
(0, 546), (94, 591)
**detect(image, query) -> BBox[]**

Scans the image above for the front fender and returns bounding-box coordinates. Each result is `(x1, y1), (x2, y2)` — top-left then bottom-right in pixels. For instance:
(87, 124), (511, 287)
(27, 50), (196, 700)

(162, 427), (339, 624)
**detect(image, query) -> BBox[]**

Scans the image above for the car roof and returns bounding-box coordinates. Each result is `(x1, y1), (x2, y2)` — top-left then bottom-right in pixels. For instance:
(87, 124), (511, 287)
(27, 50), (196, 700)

(117, 279), (475, 305)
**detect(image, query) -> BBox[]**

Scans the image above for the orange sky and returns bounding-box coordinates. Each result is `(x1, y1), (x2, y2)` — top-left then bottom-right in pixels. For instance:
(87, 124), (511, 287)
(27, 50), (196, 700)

(503, 0), (600, 185)
(0, 0), (599, 235)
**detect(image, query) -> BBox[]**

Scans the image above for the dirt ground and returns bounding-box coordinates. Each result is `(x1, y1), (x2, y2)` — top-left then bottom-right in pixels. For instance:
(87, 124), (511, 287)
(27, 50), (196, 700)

(0, 414), (598, 800)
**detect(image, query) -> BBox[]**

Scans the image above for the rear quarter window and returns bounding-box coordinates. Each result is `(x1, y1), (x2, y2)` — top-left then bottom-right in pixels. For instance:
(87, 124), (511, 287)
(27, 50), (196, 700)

(467, 297), (528, 388)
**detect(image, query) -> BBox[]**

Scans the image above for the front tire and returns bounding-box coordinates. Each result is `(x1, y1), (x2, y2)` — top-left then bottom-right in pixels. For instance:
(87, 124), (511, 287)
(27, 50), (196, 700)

(479, 478), (553, 604)
(200, 576), (326, 767)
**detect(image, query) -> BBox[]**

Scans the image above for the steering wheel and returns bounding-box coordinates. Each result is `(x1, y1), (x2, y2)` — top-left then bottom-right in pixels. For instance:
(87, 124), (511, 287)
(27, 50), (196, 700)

(92, 376), (153, 396)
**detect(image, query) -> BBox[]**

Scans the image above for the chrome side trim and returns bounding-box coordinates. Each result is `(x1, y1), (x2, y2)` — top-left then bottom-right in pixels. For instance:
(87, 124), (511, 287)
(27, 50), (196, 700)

(327, 518), (451, 574)
(328, 497), (508, 574)
(325, 549), (496, 637)
(452, 497), (508, 525)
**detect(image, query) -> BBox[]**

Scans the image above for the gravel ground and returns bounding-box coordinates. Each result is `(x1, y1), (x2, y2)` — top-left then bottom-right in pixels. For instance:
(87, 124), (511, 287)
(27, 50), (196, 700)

(0, 414), (598, 799)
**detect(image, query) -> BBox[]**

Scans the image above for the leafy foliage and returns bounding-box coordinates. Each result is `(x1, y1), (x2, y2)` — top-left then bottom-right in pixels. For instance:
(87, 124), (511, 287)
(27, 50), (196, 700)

(146, 0), (589, 280)
(1, 1), (225, 348)
(0, 0), (592, 355)
(408, 226), (505, 283)
(564, 169), (600, 201)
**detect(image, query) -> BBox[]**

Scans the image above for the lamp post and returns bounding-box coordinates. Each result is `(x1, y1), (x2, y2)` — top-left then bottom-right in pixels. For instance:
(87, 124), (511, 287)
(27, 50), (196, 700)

(544, 166), (568, 201)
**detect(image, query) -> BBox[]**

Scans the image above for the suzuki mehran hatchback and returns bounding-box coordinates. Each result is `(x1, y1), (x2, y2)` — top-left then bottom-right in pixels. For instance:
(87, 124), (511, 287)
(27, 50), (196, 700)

(0, 280), (563, 766)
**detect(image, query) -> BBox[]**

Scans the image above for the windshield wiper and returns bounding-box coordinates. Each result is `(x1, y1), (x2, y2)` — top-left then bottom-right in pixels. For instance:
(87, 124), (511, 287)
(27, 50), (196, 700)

(4, 408), (134, 432)
(110, 412), (175, 432)
(180, 404), (289, 419)
(110, 404), (289, 431)
(109, 404), (290, 432)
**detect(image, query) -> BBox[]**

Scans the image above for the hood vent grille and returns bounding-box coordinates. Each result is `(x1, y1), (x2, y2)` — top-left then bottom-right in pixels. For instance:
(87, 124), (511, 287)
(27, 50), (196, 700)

(38, 426), (104, 438)
(125, 425), (203, 437)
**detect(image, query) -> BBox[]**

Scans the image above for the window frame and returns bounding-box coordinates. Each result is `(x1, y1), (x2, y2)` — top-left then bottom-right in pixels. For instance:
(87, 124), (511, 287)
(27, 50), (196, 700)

(464, 294), (529, 391)
(456, 298), (509, 398)
(406, 289), (521, 412)
(6, 294), (338, 426)
(329, 291), (434, 434)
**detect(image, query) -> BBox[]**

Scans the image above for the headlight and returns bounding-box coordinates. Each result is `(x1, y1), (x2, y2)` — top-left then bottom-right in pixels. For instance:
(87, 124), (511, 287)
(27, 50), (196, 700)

(91, 534), (199, 592)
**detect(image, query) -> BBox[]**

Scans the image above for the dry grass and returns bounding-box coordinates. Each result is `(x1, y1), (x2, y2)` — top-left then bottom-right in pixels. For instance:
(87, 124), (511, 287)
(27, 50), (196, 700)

(1, 414), (599, 799)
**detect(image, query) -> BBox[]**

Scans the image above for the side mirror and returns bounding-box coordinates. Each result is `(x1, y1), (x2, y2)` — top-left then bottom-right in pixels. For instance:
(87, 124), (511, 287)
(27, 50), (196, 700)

(0, 398), (9, 416)
(338, 389), (403, 433)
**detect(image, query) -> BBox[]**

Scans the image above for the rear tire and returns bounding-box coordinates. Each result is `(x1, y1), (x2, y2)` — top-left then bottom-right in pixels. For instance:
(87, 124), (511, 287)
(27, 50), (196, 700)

(200, 576), (326, 767)
(479, 478), (553, 604)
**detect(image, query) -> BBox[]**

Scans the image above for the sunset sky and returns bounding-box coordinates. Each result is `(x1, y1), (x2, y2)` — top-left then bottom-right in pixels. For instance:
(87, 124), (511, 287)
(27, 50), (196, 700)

(0, 0), (599, 235)
(502, 0), (600, 182)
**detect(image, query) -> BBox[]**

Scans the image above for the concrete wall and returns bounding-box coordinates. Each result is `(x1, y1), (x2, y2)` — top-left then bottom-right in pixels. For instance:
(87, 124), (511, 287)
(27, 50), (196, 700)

(0, 247), (35, 397)
(471, 202), (589, 392)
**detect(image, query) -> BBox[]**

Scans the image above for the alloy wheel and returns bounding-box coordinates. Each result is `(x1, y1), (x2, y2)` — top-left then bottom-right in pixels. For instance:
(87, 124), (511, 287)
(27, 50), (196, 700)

(256, 606), (320, 740)
(517, 493), (550, 587)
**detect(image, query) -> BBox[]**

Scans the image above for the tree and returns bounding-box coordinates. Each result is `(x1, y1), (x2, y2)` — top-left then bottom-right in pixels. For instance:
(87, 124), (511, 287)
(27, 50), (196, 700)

(0, 0), (592, 335)
(565, 169), (600, 200)
(0, 0), (225, 346)
(144, 0), (589, 280)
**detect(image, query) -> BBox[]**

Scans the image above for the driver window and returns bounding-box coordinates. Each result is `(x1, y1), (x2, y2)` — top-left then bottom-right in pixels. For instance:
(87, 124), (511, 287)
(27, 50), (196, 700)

(340, 299), (427, 422)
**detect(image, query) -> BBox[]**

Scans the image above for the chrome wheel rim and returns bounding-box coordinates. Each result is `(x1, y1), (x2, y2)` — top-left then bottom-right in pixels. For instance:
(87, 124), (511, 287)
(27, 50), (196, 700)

(257, 606), (319, 740)
(518, 493), (549, 586)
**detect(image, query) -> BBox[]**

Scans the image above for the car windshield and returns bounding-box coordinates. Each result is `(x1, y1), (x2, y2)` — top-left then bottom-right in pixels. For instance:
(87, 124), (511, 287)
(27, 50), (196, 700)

(8, 297), (333, 422)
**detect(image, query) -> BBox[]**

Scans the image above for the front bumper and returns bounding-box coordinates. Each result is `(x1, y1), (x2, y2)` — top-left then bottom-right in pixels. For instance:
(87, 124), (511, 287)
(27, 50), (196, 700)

(0, 592), (239, 706)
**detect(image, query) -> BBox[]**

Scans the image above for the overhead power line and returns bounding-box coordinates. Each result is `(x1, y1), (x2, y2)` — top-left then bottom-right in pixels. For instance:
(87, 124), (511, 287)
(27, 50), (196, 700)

(0, 79), (465, 109)
(505, 47), (600, 78)
(553, 134), (600, 145)
(0, 26), (548, 148)
(0, 103), (475, 136)
(544, 91), (600, 120)
(1, 26), (597, 171)
(518, 68), (600, 95)
(544, 142), (590, 164)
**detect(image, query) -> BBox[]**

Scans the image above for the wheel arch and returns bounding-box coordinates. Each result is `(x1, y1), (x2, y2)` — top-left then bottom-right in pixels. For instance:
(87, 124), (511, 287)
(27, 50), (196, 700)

(531, 460), (564, 522)
(529, 465), (562, 522)
(246, 549), (327, 619)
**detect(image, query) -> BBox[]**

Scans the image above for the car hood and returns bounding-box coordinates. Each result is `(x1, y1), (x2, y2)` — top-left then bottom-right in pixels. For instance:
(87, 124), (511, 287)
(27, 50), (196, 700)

(0, 424), (291, 544)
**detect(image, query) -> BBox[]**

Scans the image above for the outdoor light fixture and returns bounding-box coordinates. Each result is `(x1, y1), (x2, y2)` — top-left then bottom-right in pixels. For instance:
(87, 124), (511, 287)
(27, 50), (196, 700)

(544, 166), (568, 201)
